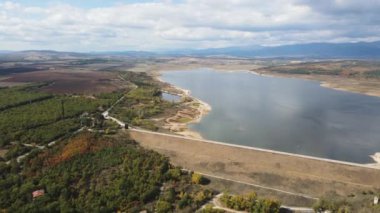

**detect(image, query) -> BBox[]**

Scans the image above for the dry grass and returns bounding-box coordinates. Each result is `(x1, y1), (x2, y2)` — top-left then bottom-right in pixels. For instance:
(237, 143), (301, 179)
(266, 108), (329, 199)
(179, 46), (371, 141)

(129, 130), (380, 201)
(205, 176), (315, 207)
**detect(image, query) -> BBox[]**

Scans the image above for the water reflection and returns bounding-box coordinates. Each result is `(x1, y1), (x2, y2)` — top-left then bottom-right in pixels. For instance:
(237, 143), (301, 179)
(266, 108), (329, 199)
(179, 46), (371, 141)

(161, 69), (380, 163)
(162, 92), (181, 102)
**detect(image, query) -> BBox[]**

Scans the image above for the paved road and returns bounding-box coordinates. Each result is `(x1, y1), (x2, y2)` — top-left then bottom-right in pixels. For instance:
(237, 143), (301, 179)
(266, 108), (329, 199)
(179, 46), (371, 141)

(102, 96), (126, 128)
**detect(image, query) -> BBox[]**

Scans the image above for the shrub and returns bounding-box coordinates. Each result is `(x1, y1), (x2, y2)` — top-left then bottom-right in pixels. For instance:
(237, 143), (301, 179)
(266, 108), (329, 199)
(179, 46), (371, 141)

(220, 192), (280, 213)
(156, 200), (172, 213)
(191, 173), (203, 184)
(201, 204), (226, 213)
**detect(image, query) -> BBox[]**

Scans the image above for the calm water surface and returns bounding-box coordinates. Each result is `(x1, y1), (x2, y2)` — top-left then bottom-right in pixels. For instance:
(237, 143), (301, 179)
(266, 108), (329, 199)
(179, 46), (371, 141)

(161, 68), (380, 163)
(162, 92), (181, 102)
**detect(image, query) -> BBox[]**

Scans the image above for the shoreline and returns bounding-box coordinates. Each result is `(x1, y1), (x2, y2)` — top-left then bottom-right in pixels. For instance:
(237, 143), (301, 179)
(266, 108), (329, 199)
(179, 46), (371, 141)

(251, 69), (380, 99)
(319, 81), (380, 98)
(155, 73), (211, 139)
(368, 152), (380, 168)
(154, 68), (380, 167)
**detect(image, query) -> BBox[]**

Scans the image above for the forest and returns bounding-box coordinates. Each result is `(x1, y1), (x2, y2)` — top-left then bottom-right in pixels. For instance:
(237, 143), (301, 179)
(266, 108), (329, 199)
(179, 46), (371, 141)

(0, 133), (215, 212)
(0, 85), (52, 111)
(0, 84), (122, 147)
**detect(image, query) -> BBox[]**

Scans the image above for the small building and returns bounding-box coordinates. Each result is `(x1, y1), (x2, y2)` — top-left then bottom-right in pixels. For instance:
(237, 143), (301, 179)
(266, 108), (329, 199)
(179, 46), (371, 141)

(32, 189), (45, 199)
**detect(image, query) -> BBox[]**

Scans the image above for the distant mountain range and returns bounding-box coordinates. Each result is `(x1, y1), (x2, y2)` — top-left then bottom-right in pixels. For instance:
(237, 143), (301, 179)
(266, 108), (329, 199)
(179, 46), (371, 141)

(0, 50), (14, 54)
(1, 41), (380, 59)
(164, 41), (380, 58)
(0, 50), (90, 61)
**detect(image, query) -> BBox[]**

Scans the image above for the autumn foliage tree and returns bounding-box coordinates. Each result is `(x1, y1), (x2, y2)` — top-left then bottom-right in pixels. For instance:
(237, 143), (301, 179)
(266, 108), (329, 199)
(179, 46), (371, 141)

(220, 192), (280, 213)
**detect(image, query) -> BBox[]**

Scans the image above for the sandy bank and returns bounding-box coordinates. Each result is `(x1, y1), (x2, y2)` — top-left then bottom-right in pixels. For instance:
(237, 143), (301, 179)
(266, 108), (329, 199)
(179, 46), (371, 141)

(254, 69), (380, 98)
(319, 80), (380, 98)
(368, 152), (380, 169)
(154, 74), (211, 139)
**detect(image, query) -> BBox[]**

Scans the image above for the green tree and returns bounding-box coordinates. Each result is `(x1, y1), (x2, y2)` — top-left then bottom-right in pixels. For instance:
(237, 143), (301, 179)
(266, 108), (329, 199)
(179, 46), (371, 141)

(156, 200), (172, 213)
(191, 173), (203, 184)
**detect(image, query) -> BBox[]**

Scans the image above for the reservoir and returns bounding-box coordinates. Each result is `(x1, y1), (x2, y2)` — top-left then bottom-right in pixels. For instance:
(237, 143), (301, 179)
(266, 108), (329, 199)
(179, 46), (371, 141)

(161, 68), (380, 164)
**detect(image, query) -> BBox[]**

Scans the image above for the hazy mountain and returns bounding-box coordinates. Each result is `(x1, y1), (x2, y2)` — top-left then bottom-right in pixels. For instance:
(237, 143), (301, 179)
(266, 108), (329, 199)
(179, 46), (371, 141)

(0, 50), (89, 61)
(167, 41), (380, 58)
(2, 41), (380, 59)
(0, 50), (14, 54)
(90, 51), (158, 58)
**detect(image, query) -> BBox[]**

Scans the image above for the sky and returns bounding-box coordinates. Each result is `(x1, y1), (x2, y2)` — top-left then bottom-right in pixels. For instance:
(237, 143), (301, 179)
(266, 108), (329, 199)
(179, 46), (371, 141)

(0, 0), (380, 51)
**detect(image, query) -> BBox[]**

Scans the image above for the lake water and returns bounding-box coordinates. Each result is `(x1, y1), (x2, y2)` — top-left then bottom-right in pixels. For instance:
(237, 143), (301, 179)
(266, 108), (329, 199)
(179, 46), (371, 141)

(161, 68), (380, 164)
(162, 92), (181, 102)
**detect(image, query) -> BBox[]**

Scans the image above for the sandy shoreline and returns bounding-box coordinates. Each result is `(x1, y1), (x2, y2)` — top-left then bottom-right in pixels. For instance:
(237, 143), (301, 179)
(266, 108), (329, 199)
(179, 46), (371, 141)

(368, 153), (380, 168)
(252, 69), (380, 98)
(155, 73), (211, 139)
(319, 80), (380, 98)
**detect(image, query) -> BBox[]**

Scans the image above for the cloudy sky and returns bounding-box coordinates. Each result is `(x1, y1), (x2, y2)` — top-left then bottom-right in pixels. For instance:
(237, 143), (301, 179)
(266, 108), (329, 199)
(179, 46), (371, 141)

(1, 0), (380, 51)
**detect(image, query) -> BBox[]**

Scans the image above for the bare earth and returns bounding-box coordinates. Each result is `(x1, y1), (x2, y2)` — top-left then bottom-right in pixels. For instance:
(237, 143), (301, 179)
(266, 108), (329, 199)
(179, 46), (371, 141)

(254, 60), (380, 98)
(259, 72), (380, 98)
(128, 57), (264, 73)
(129, 129), (380, 201)
(0, 149), (7, 158)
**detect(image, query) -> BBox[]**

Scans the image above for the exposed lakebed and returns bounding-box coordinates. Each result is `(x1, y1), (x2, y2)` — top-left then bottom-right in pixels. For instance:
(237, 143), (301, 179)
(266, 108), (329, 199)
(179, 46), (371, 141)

(161, 68), (380, 164)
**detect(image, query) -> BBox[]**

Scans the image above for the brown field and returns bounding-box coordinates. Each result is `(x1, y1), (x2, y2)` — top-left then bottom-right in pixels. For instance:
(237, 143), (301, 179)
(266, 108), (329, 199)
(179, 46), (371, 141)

(129, 57), (265, 73)
(129, 129), (380, 203)
(1, 70), (127, 94)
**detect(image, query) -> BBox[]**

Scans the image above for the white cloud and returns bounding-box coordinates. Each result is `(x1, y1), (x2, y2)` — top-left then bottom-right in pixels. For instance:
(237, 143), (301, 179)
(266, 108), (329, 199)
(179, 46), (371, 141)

(0, 0), (379, 51)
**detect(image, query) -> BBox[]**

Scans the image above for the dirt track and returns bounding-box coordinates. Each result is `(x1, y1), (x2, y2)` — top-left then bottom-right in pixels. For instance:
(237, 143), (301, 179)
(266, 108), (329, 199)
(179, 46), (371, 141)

(129, 129), (380, 198)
